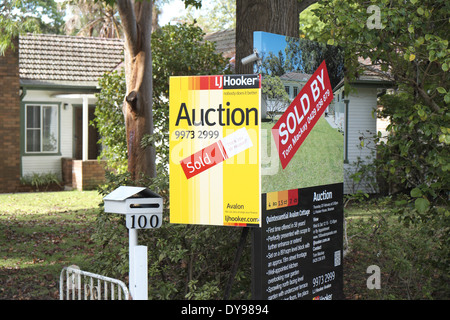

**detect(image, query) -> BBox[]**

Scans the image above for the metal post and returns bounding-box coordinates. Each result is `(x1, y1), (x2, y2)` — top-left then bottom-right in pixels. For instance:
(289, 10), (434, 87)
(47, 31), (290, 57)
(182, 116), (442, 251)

(129, 228), (138, 299)
(128, 229), (148, 300)
(344, 99), (349, 163)
(82, 95), (89, 161)
(133, 245), (148, 300)
(224, 227), (249, 299)
(103, 187), (161, 300)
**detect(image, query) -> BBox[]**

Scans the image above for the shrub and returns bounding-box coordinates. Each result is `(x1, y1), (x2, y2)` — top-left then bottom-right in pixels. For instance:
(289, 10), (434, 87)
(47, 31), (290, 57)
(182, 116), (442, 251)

(20, 172), (61, 191)
(344, 199), (449, 300)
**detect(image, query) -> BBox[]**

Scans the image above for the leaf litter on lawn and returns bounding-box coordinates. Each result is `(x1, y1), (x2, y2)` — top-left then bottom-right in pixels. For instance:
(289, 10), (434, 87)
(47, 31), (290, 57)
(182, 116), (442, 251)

(0, 191), (102, 300)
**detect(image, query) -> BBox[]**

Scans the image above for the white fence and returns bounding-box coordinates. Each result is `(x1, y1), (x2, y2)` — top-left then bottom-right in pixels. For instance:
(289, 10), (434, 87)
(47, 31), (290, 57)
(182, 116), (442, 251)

(60, 266), (130, 300)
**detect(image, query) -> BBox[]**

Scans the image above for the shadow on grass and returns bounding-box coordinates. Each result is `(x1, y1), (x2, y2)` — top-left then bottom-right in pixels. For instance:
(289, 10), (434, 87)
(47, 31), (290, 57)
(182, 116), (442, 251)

(0, 208), (101, 300)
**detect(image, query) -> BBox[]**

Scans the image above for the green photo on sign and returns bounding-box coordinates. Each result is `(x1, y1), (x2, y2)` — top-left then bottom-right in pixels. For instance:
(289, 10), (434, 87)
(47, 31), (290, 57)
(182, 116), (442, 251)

(255, 31), (345, 193)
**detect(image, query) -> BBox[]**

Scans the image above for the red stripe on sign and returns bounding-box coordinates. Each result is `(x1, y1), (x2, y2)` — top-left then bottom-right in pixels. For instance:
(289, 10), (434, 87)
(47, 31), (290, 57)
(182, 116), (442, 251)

(210, 75), (223, 90)
(199, 76), (210, 90)
(192, 76), (223, 90)
(272, 60), (334, 169)
(180, 142), (227, 179)
(288, 189), (299, 206)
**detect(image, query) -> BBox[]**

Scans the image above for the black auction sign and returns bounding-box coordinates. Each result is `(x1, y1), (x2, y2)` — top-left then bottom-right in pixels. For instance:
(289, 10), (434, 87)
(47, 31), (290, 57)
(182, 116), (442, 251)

(252, 183), (344, 300)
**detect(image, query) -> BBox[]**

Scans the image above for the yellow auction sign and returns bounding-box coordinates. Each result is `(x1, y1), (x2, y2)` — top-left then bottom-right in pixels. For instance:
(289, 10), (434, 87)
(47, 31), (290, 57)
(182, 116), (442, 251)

(169, 75), (261, 227)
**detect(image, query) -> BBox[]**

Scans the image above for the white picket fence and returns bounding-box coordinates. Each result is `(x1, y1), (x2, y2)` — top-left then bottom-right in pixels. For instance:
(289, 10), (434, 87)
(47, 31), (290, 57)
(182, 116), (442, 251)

(60, 266), (130, 300)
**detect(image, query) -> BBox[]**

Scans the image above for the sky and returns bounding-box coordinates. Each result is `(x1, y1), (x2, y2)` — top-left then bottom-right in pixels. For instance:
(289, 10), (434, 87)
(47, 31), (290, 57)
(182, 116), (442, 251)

(57, 0), (194, 26)
(159, 0), (209, 26)
(159, 0), (186, 25)
(254, 32), (289, 57)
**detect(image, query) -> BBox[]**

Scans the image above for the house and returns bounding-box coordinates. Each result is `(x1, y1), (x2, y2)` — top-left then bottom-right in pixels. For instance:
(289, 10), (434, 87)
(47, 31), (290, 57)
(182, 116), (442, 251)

(280, 71), (311, 102)
(0, 33), (124, 193)
(260, 71), (312, 118)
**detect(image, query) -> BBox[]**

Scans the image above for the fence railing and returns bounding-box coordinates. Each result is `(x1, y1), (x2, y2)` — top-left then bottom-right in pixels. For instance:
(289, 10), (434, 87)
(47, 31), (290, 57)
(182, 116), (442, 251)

(60, 266), (130, 300)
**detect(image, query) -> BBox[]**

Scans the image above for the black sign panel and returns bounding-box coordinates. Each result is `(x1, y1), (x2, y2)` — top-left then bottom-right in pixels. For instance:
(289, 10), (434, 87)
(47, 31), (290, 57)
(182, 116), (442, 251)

(252, 183), (344, 300)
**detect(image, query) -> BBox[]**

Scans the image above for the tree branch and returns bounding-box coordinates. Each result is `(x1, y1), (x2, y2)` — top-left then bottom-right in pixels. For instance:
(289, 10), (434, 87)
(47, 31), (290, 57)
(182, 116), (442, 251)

(116, 0), (137, 55)
(298, 0), (319, 13)
(134, 0), (153, 51)
(417, 86), (441, 113)
(126, 90), (138, 111)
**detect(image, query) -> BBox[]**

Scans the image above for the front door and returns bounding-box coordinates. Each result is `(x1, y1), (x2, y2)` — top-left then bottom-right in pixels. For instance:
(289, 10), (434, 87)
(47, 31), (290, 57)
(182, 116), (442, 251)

(74, 106), (100, 160)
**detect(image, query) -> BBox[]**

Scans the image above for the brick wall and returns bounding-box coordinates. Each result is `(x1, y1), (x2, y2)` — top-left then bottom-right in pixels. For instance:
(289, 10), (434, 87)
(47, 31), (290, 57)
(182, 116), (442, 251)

(0, 39), (21, 193)
(71, 160), (106, 191)
(61, 157), (73, 186)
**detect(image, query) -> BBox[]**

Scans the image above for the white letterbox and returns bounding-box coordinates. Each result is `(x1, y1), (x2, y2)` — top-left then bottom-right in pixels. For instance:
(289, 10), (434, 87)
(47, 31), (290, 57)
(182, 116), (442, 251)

(103, 186), (163, 229)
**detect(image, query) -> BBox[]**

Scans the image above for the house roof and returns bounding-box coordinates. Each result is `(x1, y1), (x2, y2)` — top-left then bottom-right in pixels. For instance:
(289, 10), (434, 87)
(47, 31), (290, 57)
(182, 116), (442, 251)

(280, 72), (312, 83)
(204, 29), (235, 58)
(19, 33), (124, 88)
(356, 56), (392, 82)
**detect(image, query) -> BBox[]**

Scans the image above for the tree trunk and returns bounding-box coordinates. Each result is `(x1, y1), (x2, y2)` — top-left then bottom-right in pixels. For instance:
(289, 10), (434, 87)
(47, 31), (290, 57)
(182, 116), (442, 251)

(117, 0), (156, 181)
(235, 0), (318, 74)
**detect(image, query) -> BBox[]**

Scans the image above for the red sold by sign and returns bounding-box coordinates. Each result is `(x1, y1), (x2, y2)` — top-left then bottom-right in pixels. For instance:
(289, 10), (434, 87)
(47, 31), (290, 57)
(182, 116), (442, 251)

(272, 60), (334, 169)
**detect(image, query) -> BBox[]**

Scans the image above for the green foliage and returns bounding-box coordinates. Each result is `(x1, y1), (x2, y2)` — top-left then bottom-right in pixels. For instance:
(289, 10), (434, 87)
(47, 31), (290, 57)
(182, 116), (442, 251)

(302, 2), (449, 288)
(0, 0), (65, 54)
(63, 0), (121, 38)
(306, 0), (449, 223)
(145, 223), (251, 300)
(174, 0), (235, 33)
(261, 75), (290, 121)
(20, 172), (61, 191)
(299, 3), (325, 42)
(93, 69), (128, 173)
(310, 0), (449, 105)
(376, 90), (449, 223)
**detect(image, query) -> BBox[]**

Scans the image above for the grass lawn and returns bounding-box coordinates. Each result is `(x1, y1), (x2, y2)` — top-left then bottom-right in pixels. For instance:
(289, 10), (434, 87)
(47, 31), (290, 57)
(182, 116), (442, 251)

(261, 116), (344, 193)
(0, 191), (102, 300)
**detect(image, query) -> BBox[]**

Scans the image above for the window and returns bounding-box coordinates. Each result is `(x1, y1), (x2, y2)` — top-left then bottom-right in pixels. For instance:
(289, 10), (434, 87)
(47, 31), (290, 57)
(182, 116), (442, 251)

(285, 86), (290, 96)
(25, 104), (59, 153)
(293, 86), (298, 97)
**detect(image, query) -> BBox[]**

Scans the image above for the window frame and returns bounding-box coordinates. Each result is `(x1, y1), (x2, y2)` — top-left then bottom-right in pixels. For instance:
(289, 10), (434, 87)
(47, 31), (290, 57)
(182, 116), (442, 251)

(23, 103), (61, 155)
(284, 86), (290, 96)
